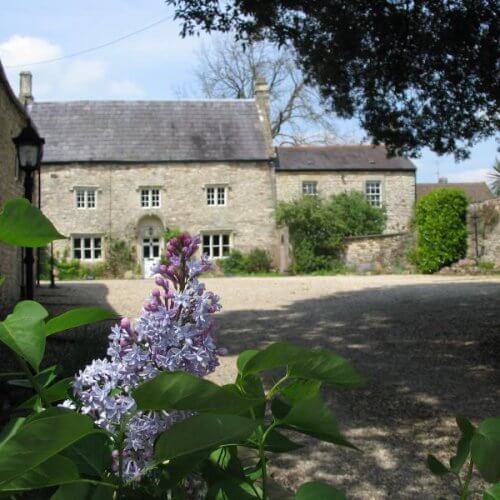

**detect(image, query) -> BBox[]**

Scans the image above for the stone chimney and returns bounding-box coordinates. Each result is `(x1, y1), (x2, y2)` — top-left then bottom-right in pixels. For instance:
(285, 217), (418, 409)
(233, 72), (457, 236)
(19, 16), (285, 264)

(438, 177), (448, 184)
(19, 71), (34, 106)
(254, 75), (274, 157)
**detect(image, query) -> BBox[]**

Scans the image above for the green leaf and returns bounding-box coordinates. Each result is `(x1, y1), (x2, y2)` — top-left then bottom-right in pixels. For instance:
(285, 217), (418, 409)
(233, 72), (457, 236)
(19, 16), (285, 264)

(427, 455), (450, 476)
(0, 410), (97, 487)
(235, 374), (266, 419)
(237, 350), (259, 373)
(8, 364), (59, 389)
(484, 483), (500, 500)
(18, 378), (72, 409)
(247, 429), (303, 453)
(449, 415), (475, 473)
(273, 395), (356, 449)
(281, 379), (322, 403)
(295, 481), (346, 500)
(155, 414), (258, 462)
(164, 451), (211, 486)
(134, 371), (262, 415)
(471, 417), (500, 483)
(0, 198), (65, 247)
(242, 342), (365, 388)
(289, 349), (366, 388)
(206, 478), (260, 499)
(242, 343), (305, 375)
(0, 455), (79, 492)
(0, 418), (26, 446)
(51, 481), (116, 500)
(0, 301), (48, 370)
(46, 308), (117, 336)
(61, 433), (112, 478)
(202, 447), (245, 486)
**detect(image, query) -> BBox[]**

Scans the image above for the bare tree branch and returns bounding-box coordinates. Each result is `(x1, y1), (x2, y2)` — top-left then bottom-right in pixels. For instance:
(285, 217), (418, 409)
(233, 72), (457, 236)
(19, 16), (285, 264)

(194, 37), (348, 144)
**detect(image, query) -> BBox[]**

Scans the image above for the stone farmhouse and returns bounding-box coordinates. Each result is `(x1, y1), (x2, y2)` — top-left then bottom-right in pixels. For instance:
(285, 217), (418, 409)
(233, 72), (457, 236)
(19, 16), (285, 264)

(0, 62), (32, 315)
(22, 73), (416, 275)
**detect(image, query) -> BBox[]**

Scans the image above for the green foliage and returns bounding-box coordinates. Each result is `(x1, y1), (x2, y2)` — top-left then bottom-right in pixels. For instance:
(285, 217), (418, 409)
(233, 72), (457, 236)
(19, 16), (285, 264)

(104, 238), (136, 278)
(414, 189), (468, 273)
(55, 255), (106, 280)
(295, 481), (347, 499)
(164, 228), (184, 241)
(478, 261), (496, 272)
(220, 249), (273, 275)
(428, 415), (500, 498)
(0, 198), (64, 247)
(490, 159), (500, 197)
(277, 191), (386, 273)
(0, 301), (48, 371)
(45, 307), (117, 336)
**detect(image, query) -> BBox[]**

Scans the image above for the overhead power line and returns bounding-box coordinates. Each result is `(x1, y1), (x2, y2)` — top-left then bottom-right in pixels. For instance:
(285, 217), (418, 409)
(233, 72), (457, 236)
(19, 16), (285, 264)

(5, 16), (171, 69)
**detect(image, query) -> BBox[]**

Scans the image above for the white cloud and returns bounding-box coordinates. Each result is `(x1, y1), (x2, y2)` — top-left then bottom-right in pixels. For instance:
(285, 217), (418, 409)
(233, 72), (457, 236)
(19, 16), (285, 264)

(0, 35), (62, 67)
(108, 79), (145, 99)
(62, 59), (106, 88)
(0, 34), (145, 101)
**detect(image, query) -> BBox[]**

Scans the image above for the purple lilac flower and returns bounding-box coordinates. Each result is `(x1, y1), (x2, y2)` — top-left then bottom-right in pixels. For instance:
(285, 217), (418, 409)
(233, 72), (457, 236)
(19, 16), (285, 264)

(67, 234), (221, 481)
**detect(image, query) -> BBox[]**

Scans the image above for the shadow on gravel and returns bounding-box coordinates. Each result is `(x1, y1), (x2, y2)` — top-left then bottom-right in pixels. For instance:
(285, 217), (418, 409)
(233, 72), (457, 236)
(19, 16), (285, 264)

(216, 280), (500, 498)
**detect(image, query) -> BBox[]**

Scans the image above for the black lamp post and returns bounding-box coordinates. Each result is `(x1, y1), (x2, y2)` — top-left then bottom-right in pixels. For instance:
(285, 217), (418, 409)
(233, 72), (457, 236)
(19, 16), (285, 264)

(12, 121), (45, 300)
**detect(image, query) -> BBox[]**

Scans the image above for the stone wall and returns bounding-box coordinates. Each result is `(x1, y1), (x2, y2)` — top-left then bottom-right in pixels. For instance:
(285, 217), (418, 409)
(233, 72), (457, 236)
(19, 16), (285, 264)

(343, 232), (412, 271)
(0, 68), (28, 317)
(467, 198), (500, 265)
(40, 161), (278, 270)
(275, 170), (416, 232)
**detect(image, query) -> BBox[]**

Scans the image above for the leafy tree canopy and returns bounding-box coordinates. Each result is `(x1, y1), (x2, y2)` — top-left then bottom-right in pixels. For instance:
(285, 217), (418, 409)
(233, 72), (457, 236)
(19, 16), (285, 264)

(166, 0), (499, 159)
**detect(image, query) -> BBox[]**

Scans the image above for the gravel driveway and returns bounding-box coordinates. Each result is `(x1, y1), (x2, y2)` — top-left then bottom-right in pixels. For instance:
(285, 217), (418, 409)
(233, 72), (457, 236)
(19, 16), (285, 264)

(37, 275), (500, 499)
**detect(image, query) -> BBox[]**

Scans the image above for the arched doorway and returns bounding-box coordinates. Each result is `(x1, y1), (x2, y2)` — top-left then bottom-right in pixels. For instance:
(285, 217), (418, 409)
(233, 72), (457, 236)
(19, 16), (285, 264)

(136, 216), (164, 278)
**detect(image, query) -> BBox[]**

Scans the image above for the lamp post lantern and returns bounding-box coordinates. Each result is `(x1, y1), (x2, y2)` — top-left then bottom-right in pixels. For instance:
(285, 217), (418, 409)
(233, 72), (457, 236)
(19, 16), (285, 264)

(12, 121), (45, 300)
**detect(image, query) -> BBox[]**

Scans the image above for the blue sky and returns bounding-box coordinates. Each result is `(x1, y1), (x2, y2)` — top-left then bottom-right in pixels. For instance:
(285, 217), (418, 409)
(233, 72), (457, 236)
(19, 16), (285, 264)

(1, 0), (497, 183)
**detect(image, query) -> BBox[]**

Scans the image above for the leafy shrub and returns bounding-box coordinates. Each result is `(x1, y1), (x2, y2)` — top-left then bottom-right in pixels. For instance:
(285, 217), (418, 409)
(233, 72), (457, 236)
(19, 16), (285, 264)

(105, 238), (136, 278)
(478, 260), (496, 272)
(219, 249), (247, 274)
(220, 248), (273, 275)
(245, 248), (272, 273)
(414, 188), (468, 273)
(277, 191), (386, 273)
(55, 256), (105, 280)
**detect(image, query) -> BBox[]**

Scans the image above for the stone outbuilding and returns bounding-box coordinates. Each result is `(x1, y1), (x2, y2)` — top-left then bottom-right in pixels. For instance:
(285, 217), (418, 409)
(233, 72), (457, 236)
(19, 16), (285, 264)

(0, 61), (32, 316)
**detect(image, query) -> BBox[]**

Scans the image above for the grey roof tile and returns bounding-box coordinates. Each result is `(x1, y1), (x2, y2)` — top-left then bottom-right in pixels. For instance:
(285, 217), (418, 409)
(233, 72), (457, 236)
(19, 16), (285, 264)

(417, 182), (494, 203)
(276, 145), (416, 171)
(29, 100), (268, 163)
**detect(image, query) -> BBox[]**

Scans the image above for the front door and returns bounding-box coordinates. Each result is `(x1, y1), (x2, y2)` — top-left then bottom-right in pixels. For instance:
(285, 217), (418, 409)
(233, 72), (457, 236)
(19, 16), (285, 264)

(142, 237), (160, 277)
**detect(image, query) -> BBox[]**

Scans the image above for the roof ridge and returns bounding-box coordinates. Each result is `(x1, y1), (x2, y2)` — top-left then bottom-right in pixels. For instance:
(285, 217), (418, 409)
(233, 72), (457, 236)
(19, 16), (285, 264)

(32, 98), (257, 105)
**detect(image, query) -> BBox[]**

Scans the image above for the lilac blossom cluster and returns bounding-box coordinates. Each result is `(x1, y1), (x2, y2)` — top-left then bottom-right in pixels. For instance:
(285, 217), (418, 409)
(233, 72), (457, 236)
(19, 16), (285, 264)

(66, 234), (221, 480)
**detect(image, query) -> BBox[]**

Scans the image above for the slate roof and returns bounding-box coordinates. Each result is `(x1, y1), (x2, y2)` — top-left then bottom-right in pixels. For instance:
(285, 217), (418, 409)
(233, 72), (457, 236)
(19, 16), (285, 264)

(28, 100), (269, 163)
(276, 145), (416, 171)
(417, 182), (495, 203)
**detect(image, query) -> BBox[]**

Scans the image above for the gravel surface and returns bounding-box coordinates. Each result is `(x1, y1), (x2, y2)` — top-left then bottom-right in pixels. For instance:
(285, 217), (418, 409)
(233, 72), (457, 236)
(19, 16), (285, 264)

(37, 275), (500, 499)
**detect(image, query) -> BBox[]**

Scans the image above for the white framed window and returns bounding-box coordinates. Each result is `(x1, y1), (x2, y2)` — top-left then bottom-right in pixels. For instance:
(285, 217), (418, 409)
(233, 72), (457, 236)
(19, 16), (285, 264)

(72, 236), (102, 260)
(206, 186), (227, 206)
(302, 181), (318, 196)
(365, 180), (383, 207)
(202, 233), (231, 258)
(140, 188), (161, 208)
(75, 188), (97, 209)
